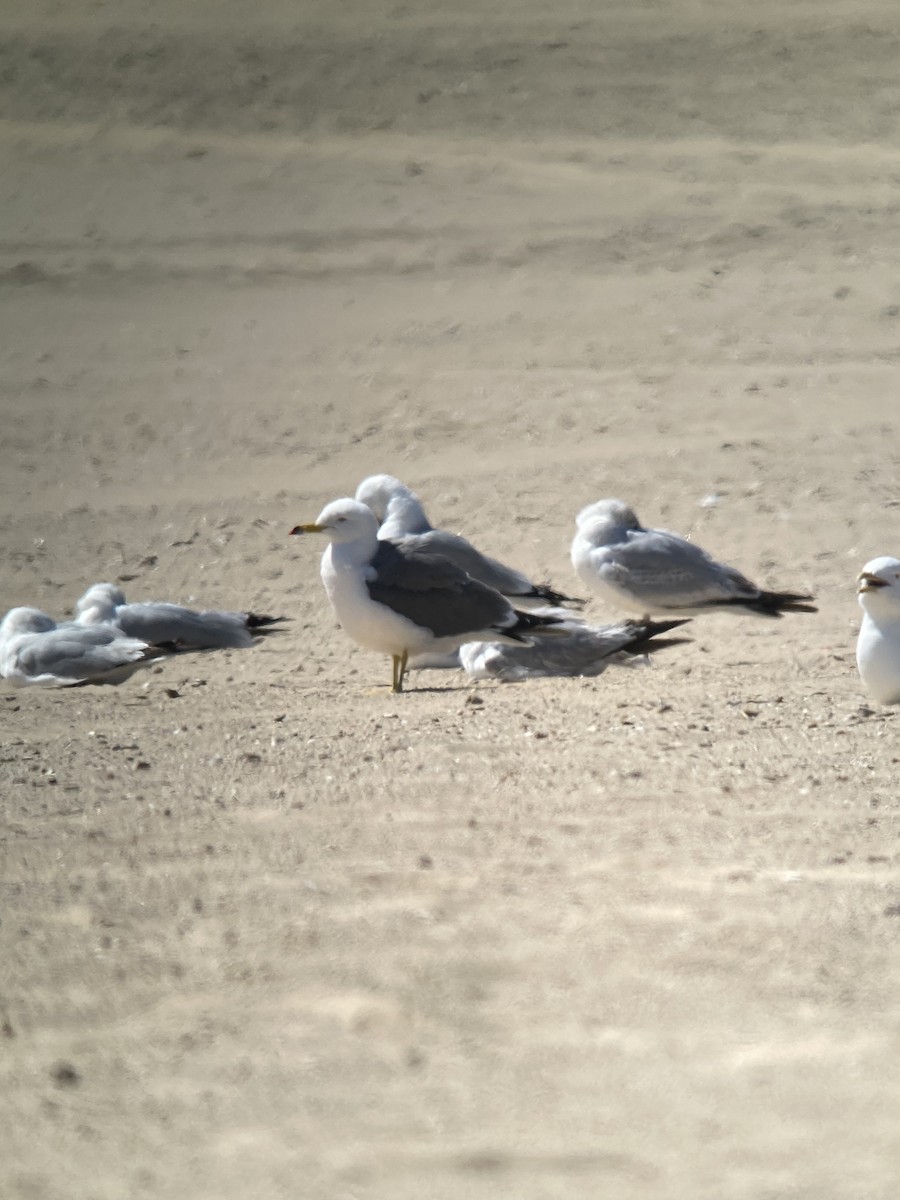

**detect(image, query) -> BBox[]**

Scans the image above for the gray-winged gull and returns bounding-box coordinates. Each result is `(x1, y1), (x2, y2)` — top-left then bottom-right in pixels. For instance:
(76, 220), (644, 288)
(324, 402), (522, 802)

(856, 556), (900, 704)
(291, 497), (563, 692)
(75, 582), (285, 649)
(355, 473), (583, 609)
(571, 499), (817, 618)
(0, 606), (171, 687)
(457, 616), (691, 682)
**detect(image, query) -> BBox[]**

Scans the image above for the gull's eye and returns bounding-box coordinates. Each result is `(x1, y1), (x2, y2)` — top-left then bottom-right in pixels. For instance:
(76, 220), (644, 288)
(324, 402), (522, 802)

(335, 516), (346, 523)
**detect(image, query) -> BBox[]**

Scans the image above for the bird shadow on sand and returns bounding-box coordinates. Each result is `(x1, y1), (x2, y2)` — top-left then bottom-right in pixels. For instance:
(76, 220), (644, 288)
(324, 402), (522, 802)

(365, 681), (472, 696)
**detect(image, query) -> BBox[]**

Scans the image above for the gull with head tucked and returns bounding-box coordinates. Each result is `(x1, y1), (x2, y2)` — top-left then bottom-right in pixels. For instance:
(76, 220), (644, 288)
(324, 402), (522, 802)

(75, 581), (285, 649)
(856, 556), (900, 705)
(355, 473), (583, 609)
(458, 616), (691, 682)
(291, 497), (563, 692)
(0, 606), (171, 687)
(571, 498), (817, 619)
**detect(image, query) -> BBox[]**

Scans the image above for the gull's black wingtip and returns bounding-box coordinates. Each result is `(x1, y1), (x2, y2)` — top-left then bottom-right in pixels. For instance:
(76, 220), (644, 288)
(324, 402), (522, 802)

(146, 640), (180, 657)
(502, 608), (567, 642)
(531, 583), (586, 609)
(745, 592), (818, 618)
(621, 617), (692, 656)
(245, 613), (290, 630)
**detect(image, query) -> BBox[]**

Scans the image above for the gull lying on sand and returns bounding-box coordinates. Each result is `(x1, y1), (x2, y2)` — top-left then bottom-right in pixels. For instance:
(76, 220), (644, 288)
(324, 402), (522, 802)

(75, 582), (285, 649)
(355, 473), (583, 609)
(291, 497), (563, 692)
(571, 499), (817, 618)
(457, 617), (690, 682)
(856, 556), (900, 705)
(0, 606), (170, 687)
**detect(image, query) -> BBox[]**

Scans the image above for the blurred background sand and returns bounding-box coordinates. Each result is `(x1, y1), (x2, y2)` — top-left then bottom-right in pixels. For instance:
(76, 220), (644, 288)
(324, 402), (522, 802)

(3, 3), (900, 1197)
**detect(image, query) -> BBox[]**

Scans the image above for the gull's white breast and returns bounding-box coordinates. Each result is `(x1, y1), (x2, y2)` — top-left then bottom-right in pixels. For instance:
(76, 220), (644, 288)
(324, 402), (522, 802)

(857, 612), (900, 704)
(321, 544), (441, 656)
(571, 536), (638, 612)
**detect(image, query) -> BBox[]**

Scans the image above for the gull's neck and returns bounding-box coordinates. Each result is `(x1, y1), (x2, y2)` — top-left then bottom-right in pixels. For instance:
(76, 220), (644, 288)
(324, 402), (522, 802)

(326, 533), (378, 572)
(861, 594), (900, 628)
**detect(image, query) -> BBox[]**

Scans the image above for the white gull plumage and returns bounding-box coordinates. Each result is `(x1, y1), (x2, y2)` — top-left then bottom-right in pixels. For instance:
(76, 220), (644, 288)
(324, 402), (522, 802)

(856, 556), (900, 705)
(0, 606), (169, 687)
(75, 581), (284, 649)
(291, 497), (562, 692)
(457, 616), (690, 682)
(571, 498), (817, 618)
(355, 473), (582, 609)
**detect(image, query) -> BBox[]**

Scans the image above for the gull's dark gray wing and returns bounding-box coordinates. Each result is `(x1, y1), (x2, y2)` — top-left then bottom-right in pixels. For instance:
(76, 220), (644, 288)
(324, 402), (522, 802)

(366, 539), (516, 638)
(397, 530), (537, 595)
(396, 530), (582, 607)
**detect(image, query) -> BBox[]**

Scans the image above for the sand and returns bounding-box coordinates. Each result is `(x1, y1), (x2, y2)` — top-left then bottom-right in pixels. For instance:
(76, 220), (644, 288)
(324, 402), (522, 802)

(3, 2), (900, 1197)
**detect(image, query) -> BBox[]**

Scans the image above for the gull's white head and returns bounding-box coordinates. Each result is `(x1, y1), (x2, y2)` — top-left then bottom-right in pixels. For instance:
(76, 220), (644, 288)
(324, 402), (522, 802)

(75, 582), (127, 623)
(574, 498), (642, 542)
(0, 606), (58, 639)
(857, 556), (900, 618)
(290, 497), (380, 546)
(355, 474), (431, 536)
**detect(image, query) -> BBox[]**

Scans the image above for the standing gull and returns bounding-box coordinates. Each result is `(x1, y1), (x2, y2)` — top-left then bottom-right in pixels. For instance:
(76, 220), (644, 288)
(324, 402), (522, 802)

(75, 582), (285, 649)
(458, 617), (691, 682)
(571, 499), (817, 618)
(856, 556), (900, 705)
(0, 606), (171, 687)
(355, 473), (583, 608)
(291, 498), (563, 692)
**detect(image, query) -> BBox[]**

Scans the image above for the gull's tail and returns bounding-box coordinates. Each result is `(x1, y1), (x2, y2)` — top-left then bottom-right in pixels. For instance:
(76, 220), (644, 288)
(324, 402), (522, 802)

(497, 609), (567, 643)
(245, 613), (290, 632)
(724, 590), (818, 618)
(144, 641), (181, 657)
(527, 583), (585, 609)
(619, 618), (693, 655)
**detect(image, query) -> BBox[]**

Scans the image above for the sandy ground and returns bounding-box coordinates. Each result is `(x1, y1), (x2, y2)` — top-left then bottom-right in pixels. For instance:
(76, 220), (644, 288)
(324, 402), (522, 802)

(3, 2), (900, 1197)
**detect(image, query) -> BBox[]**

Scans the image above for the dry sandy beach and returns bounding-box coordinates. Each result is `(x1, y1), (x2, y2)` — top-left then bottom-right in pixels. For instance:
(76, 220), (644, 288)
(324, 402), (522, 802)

(3, 2), (900, 1196)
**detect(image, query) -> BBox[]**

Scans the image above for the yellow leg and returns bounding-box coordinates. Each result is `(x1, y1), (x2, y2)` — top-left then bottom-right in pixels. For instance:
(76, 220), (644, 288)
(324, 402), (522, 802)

(391, 650), (409, 693)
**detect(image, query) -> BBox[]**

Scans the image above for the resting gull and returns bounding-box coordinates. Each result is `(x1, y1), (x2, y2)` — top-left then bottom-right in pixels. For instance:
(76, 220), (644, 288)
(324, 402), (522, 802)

(856, 556), (900, 705)
(571, 499), (817, 618)
(355, 473), (583, 609)
(291, 497), (563, 692)
(75, 582), (285, 649)
(0, 606), (171, 687)
(458, 617), (691, 682)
